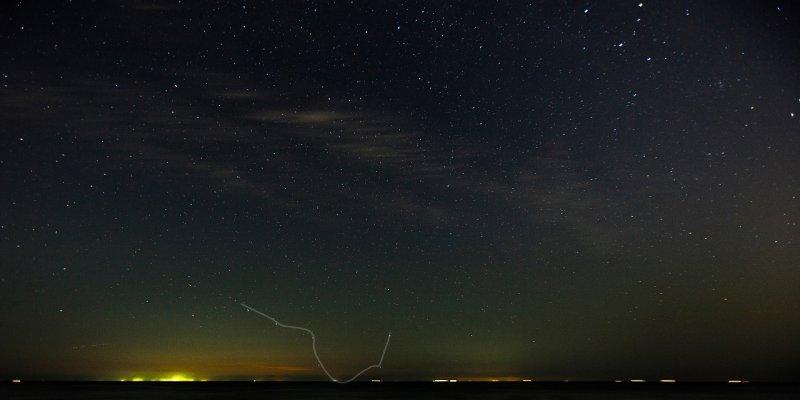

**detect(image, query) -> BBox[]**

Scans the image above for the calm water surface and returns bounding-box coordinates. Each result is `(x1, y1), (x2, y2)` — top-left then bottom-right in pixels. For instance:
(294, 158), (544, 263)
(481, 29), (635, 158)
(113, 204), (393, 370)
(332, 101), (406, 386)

(2, 382), (797, 399)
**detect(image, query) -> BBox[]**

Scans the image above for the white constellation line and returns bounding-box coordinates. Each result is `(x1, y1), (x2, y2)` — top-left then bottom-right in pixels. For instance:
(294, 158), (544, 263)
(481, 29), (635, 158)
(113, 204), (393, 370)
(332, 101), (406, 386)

(240, 303), (391, 383)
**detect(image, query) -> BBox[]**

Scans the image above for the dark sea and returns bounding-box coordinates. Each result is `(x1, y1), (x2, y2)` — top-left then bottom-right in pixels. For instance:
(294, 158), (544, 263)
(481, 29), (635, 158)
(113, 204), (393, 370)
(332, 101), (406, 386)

(2, 382), (797, 400)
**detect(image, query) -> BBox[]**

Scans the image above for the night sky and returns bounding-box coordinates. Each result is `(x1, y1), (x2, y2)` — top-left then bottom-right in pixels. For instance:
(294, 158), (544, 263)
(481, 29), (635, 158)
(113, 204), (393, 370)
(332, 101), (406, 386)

(1, 1), (799, 382)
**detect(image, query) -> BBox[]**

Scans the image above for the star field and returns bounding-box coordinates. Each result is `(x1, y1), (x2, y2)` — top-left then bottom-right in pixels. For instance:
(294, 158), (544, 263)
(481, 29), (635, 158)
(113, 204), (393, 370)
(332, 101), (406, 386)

(0, 1), (799, 381)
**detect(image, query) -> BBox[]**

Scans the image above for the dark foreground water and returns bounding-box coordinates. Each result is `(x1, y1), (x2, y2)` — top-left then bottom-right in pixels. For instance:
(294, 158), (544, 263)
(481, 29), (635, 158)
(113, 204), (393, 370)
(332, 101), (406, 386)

(2, 382), (797, 400)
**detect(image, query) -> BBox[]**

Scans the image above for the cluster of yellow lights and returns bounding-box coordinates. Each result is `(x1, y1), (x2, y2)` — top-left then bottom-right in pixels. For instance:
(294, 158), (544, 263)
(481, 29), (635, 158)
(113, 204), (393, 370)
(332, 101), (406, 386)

(119, 374), (200, 382)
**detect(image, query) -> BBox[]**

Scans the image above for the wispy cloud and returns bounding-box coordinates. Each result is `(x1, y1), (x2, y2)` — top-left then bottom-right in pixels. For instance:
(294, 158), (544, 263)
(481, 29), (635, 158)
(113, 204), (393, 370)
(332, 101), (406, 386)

(247, 110), (356, 125)
(0, 69), (633, 234)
